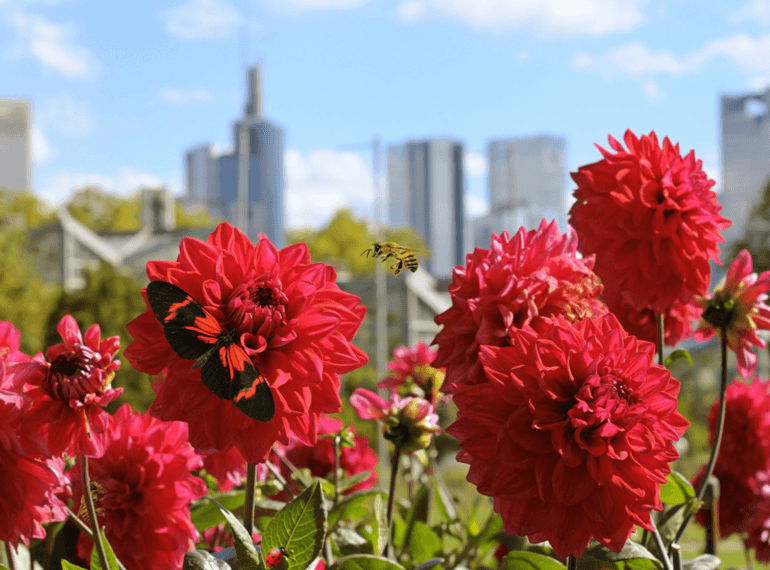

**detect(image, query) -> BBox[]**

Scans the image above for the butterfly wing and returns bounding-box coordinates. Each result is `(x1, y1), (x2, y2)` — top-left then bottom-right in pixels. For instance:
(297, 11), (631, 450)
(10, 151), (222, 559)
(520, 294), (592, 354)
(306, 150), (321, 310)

(146, 280), (223, 362)
(201, 342), (275, 422)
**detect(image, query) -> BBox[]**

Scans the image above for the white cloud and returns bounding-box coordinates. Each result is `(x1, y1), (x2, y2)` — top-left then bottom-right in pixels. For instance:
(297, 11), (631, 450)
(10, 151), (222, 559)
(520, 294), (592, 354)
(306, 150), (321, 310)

(400, 0), (645, 36)
(465, 193), (489, 218)
(38, 169), (171, 205)
(570, 52), (593, 70)
(159, 0), (242, 40)
(643, 80), (661, 100)
(32, 125), (53, 163)
(160, 87), (215, 104)
(269, 0), (368, 11)
(10, 13), (98, 79)
(396, 1), (427, 22)
(464, 151), (487, 178)
(606, 43), (683, 76)
(732, 0), (770, 24)
(40, 93), (95, 136)
(285, 148), (374, 228)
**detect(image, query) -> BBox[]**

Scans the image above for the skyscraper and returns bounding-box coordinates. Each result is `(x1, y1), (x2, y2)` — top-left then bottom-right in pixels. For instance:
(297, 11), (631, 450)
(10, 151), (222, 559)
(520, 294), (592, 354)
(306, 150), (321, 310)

(184, 65), (285, 247)
(721, 88), (770, 247)
(0, 99), (31, 192)
(473, 135), (567, 248)
(387, 139), (465, 278)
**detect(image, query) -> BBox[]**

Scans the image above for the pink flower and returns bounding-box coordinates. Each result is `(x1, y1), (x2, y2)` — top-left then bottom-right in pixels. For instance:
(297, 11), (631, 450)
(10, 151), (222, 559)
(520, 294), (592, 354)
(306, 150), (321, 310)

(124, 223), (368, 463)
(695, 250), (770, 378)
(433, 219), (605, 394)
(0, 321), (30, 364)
(0, 360), (66, 548)
(14, 315), (122, 458)
(72, 404), (207, 570)
(745, 471), (770, 562)
(379, 343), (446, 405)
(569, 130), (730, 316)
(448, 314), (688, 559)
(351, 388), (440, 453)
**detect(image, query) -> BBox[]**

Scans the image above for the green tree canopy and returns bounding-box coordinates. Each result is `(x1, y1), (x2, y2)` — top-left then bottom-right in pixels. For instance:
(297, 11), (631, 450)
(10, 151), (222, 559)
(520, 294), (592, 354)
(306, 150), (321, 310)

(729, 177), (770, 274)
(287, 209), (428, 277)
(0, 188), (56, 229)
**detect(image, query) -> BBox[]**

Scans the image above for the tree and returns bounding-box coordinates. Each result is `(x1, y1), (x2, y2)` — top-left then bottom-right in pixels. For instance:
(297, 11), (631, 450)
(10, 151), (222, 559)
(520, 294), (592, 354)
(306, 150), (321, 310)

(728, 177), (770, 274)
(286, 209), (428, 277)
(0, 188), (55, 229)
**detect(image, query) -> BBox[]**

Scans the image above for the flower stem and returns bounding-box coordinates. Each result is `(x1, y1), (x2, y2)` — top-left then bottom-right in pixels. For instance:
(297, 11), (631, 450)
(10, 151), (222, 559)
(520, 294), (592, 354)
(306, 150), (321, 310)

(4, 541), (16, 570)
(333, 434), (341, 506)
(245, 463), (256, 537)
(671, 325), (729, 548)
(650, 515), (674, 570)
(383, 443), (402, 559)
(656, 312), (664, 367)
(81, 455), (109, 570)
(567, 555), (577, 570)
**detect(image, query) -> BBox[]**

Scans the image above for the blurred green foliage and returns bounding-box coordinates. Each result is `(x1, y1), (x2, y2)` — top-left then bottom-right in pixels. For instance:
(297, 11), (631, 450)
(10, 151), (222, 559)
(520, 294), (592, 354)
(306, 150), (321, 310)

(287, 209), (427, 277)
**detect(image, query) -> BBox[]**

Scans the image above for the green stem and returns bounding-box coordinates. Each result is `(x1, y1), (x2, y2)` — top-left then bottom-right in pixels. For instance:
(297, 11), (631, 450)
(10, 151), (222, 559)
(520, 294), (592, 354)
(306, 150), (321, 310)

(656, 312), (665, 367)
(567, 555), (577, 570)
(649, 515), (674, 570)
(671, 325), (729, 547)
(383, 443), (402, 559)
(333, 434), (341, 506)
(245, 464), (256, 538)
(4, 541), (16, 570)
(81, 455), (109, 570)
(265, 459), (295, 499)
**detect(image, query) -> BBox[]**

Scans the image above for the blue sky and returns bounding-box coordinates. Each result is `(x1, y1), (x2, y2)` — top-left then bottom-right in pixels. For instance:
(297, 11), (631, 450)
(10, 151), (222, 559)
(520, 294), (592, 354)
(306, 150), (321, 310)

(3, 0), (769, 228)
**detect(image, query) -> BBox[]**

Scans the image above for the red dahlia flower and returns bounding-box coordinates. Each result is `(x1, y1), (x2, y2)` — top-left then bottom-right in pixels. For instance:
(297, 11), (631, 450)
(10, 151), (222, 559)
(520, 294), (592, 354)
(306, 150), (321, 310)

(692, 465), (759, 537)
(0, 360), (66, 548)
(448, 313), (688, 559)
(72, 404), (207, 570)
(0, 321), (30, 364)
(200, 446), (251, 492)
(745, 471), (770, 562)
(695, 250), (770, 378)
(569, 130), (730, 317)
(379, 342), (446, 404)
(124, 223), (368, 463)
(433, 218), (605, 394)
(272, 416), (378, 495)
(14, 315), (122, 458)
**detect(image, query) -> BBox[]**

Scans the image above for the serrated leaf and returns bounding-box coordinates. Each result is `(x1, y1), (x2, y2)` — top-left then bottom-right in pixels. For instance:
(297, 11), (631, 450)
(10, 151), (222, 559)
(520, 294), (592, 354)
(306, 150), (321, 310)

(338, 471), (373, 494)
(582, 540), (662, 570)
(660, 471), (696, 506)
(191, 491), (247, 531)
(664, 350), (693, 369)
(264, 479), (327, 570)
(61, 562), (88, 570)
(329, 554), (408, 570)
(407, 521), (442, 560)
(681, 554), (721, 570)
(90, 527), (120, 570)
(502, 551), (567, 570)
(208, 497), (262, 570)
(329, 489), (386, 529)
(414, 558), (445, 570)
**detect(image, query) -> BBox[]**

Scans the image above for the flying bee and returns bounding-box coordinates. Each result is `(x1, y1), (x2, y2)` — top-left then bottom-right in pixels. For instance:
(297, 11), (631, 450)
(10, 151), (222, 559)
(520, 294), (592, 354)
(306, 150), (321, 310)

(362, 242), (428, 276)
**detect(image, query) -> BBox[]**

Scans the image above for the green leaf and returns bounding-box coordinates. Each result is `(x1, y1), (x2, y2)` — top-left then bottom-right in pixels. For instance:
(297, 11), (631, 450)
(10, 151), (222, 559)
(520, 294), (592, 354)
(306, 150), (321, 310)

(264, 479), (327, 570)
(191, 491), (246, 531)
(681, 554), (721, 570)
(331, 528), (373, 556)
(502, 551), (567, 570)
(338, 471), (373, 494)
(652, 499), (701, 552)
(328, 489), (386, 529)
(90, 528), (120, 570)
(208, 497), (262, 570)
(582, 540), (663, 570)
(660, 471), (696, 506)
(329, 554), (408, 570)
(371, 493), (389, 557)
(406, 521), (442, 560)
(664, 349), (693, 369)
(402, 485), (430, 552)
(432, 476), (458, 523)
(0, 565), (11, 570)
(61, 562), (88, 570)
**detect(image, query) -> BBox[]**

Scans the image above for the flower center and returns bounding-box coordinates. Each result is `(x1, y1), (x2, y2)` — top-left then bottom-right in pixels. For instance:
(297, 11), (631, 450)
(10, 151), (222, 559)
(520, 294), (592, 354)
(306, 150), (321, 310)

(702, 300), (735, 329)
(46, 346), (103, 402)
(228, 276), (290, 345)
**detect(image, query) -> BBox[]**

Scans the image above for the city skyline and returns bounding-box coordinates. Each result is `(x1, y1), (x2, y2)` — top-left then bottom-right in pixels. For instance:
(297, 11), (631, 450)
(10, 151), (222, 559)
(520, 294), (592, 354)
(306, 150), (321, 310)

(2, 0), (768, 235)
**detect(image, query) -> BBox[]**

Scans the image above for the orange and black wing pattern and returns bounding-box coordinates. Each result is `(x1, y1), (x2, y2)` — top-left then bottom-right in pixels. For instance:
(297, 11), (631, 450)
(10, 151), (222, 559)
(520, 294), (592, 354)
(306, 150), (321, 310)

(146, 280), (275, 422)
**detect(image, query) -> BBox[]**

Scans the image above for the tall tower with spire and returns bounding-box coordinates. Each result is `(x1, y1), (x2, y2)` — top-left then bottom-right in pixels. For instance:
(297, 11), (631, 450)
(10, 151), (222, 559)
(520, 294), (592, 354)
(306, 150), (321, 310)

(184, 64), (286, 246)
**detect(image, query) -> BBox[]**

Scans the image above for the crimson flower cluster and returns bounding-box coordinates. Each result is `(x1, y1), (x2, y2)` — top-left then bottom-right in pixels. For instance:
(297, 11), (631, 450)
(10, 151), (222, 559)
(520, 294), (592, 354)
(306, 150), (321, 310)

(125, 223), (368, 463)
(569, 129), (730, 345)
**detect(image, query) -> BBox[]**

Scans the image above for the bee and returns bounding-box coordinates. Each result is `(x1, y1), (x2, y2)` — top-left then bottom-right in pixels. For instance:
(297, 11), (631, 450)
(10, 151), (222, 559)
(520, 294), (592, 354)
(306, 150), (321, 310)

(362, 242), (428, 276)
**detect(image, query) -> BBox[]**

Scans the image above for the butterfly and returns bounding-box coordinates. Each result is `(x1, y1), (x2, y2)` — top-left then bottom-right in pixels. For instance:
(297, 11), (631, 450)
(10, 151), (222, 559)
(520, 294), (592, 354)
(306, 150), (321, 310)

(145, 280), (275, 422)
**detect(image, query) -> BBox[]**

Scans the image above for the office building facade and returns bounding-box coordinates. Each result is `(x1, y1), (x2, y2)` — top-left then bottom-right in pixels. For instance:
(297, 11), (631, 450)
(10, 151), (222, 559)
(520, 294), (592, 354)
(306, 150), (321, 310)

(0, 99), (31, 192)
(473, 135), (567, 249)
(184, 65), (285, 247)
(387, 139), (465, 278)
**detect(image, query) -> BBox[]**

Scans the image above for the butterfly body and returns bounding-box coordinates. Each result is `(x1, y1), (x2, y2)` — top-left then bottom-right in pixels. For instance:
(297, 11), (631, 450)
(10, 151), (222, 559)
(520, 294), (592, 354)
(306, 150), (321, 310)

(146, 280), (275, 422)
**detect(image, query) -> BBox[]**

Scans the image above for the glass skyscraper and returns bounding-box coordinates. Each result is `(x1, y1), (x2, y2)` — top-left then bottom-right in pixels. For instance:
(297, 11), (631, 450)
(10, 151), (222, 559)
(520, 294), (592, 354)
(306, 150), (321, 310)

(0, 99), (31, 192)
